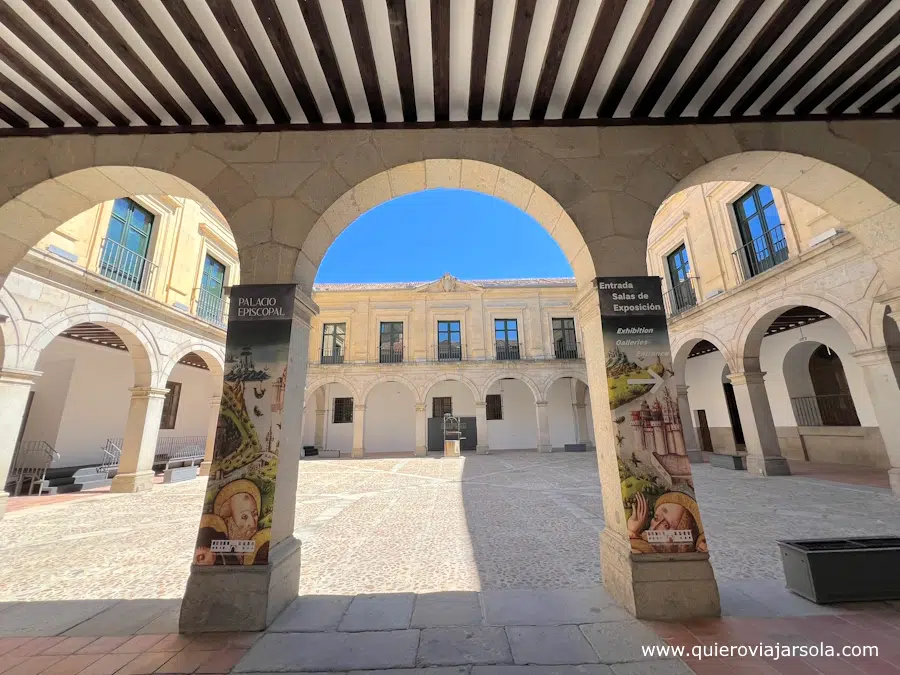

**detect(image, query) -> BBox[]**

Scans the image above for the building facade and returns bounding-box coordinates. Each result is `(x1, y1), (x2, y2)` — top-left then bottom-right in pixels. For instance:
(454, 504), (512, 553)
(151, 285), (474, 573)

(648, 181), (900, 490)
(302, 274), (593, 457)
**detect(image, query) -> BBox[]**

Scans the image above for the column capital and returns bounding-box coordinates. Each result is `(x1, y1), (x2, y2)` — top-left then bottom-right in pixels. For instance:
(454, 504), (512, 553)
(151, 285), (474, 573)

(851, 347), (900, 367)
(474, 401), (486, 409)
(676, 384), (690, 396)
(727, 371), (766, 386)
(0, 368), (41, 387)
(535, 400), (549, 408)
(353, 404), (367, 412)
(415, 403), (427, 412)
(209, 394), (222, 406)
(315, 407), (328, 415)
(292, 288), (320, 326)
(129, 386), (170, 400)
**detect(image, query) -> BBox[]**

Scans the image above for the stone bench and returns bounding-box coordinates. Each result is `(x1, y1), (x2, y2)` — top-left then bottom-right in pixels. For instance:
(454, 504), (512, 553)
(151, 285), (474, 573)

(709, 453), (746, 470)
(163, 466), (198, 483)
(564, 443), (587, 452)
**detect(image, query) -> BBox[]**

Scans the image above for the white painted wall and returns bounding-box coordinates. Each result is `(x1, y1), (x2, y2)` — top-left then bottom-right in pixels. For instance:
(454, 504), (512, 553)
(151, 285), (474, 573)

(547, 378), (576, 448)
(485, 379), (538, 450)
(684, 351), (731, 427)
(364, 381), (416, 453)
(22, 337), (215, 468)
(426, 380), (476, 417)
(302, 382), (354, 454)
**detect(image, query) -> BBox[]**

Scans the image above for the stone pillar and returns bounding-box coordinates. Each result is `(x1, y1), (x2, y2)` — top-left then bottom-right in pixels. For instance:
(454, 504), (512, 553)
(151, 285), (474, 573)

(676, 385), (702, 463)
(727, 371), (791, 476)
(199, 394), (221, 477)
(314, 408), (327, 448)
(352, 404), (366, 458)
(0, 369), (40, 519)
(180, 286), (317, 633)
(111, 386), (169, 493)
(535, 400), (552, 453)
(574, 286), (719, 621)
(414, 402), (427, 456)
(475, 401), (490, 454)
(853, 348), (900, 495)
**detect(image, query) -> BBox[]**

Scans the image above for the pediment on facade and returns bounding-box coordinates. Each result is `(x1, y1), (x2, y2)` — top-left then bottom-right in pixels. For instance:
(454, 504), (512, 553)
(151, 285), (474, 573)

(416, 274), (480, 294)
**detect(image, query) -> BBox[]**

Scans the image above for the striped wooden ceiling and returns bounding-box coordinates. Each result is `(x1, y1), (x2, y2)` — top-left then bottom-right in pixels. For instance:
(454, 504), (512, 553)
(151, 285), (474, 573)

(59, 323), (210, 369)
(0, 0), (897, 133)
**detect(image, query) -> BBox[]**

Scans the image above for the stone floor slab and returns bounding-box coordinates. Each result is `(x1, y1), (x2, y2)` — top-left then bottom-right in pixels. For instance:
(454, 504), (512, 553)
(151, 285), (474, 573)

(417, 627), (512, 666)
(350, 669), (469, 675)
(506, 626), (600, 665)
(472, 666), (614, 675)
(63, 600), (177, 637)
(411, 593), (484, 628)
(270, 596), (354, 633)
(482, 589), (625, 627)
(609, 662), (694, 675)
(235, 630), (421, 672)
(579, 623), (667, 665)
(339, 594), (416, 632)
(0, 601), (117, 637)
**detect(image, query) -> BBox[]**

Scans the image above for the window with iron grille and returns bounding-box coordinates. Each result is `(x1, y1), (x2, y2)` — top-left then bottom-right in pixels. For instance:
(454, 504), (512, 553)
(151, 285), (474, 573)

(552, 318), (577, 359)
(100, 198), (156, 292)
(333, 397), (353, 424)
(432, 396), (452, 418)
(486, 394), (503, 421)
(437, 320), (461, 360)
(322, 323), (346, 364)
(494, 319), (520, 360)
(733, 185), (788, 278)
(379, 321), (403, 363)
(160, 381), (182, 430)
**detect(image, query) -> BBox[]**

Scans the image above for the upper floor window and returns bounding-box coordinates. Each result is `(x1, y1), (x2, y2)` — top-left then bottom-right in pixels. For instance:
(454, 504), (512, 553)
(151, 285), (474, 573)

(733, 185), (788, 280)
(100, 198), (156, 293)
(665, 245), (697, 315)
(433, 396), (452, 418)
(322, 323), (346, 364)
(333, 397), (353, 424)
(197, 254), (226, 326)
(552, 318), (578, 359)
(437, 320), (461, 360)
(495, 319), (520, 360)
(379, 321), (403, 363)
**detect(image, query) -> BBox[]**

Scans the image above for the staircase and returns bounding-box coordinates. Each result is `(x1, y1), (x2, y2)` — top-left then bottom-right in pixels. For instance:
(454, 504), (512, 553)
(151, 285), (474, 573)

(38, 438), (121, 495)
(4, 441), (58, 496)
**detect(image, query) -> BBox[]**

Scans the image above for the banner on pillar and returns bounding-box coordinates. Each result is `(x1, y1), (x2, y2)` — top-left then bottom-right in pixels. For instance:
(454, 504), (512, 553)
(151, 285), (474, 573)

(193, 284), (296, 567)
(596, 277), (707, 555)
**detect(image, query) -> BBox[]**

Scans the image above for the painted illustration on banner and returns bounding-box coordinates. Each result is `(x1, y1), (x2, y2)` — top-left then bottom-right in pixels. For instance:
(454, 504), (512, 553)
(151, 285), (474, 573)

(193, 284), (294, 566)
(597, 276), (707, 555)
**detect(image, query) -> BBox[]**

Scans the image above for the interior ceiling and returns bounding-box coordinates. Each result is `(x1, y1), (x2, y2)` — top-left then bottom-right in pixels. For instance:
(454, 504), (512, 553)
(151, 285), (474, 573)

(0, 0), (897, 134)
(59, 323), (209, 369)
(686, 306), (832, 358)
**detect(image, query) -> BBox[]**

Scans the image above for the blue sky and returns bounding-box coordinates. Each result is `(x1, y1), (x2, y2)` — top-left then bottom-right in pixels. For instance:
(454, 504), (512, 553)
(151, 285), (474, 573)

(314, 188), (573, 283)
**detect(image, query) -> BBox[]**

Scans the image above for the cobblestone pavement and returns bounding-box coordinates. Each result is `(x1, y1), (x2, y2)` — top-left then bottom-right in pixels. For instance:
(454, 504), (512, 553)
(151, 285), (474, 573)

(2, 453), (899, 602)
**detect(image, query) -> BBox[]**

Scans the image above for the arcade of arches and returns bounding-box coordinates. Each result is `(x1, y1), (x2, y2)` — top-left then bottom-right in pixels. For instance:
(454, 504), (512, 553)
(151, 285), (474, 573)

(2, 122), (900, 631)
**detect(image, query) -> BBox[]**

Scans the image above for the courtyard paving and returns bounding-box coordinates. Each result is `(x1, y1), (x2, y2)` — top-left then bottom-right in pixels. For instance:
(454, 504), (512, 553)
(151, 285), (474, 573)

(2, 452), (900, 674)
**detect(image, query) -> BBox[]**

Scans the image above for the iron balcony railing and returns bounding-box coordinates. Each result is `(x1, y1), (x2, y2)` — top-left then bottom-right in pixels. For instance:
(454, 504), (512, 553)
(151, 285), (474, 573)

(379, 341), (404, 364)
(552, 341), (581, 360)
(791, 394), (860, 427)
(320, 346), (345, 364)
(495, 342), (521, 361)
(663, 277), (699, 317)
(194, 287), (227, 328)
(732, 225), (789, 282)
(98, 238), (157, 294)
(5, 440), (57, 496)
(436, 342), (464, 361)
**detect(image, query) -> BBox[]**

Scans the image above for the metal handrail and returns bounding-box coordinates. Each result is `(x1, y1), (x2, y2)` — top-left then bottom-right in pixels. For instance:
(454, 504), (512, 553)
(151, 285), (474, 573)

(5, 440), (57, 496)
(98, 238), (157, 294)
(791, 394), (860, 427)
(495, 343), (521, 361)
(194, 287), (227, 328)
(663, 277), (699, 317)
(379, 342), (404, 363)
(320, 346), (345, 364)
(732, 224), (789, 282)
(435, 342), (464, 361)
(100, 438), (122, 474)
(552, 340), (581, 360)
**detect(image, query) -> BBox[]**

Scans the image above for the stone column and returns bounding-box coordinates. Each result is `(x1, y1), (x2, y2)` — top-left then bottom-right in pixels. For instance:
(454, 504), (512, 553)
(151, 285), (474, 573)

(853, 347), (900, 496)
(535, 400), (552, 453)
(0, 369), (40, 519)
(199, 394), (221, 477)
(181, 286), (317, 633)
(352, 404), (366, 458)
(574, 286), (719, 621)
(475, 401), (489, 454)
(727, 371), (791, 476)
(111, 386), (169, 493)
(676, 384), (703, 463)
(414, 402), (427, 456)
(314, 408), (327, 448)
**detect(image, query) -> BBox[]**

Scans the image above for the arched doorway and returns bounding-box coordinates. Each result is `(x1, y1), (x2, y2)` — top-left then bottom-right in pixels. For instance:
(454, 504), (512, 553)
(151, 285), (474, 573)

(363, 380), (416, 455)
(302, 381), (358, 457)
(482, 377), (539, 452)
(423, 379), (479, 454)
(806, 344), (860, 427)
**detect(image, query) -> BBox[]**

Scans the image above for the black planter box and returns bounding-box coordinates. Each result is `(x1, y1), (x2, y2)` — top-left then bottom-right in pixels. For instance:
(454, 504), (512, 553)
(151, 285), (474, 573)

(778, 537), (900, 603)
(708, 453), (745, 470)
(564, 443), (587, 452)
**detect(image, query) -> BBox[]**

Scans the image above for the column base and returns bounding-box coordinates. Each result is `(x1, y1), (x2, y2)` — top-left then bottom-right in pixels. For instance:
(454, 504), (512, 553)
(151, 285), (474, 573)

(110, 470), (155, 493)
(180, 536), (302, 633)
(198, 461), (212, 477)
(0, 491), (8, 519)
(746, 455), (791, 476)
(414, 446), (427, 457)
(686, 450), (703, 464)
(889, 468), (900, 497)
(600, 528), (720, 621)
(476, 445), (490, 455)
(537, 445), (553, 453)
(351, 447), (364, 459)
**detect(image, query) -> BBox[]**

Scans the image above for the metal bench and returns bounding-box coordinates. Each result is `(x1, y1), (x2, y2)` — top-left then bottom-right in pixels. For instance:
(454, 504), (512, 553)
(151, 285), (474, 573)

(152, 436), (206, 472)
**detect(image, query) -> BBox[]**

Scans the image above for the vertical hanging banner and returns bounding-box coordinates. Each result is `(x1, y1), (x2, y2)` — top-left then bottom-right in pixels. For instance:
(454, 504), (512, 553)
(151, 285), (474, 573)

(596, 277), (707, 555)
(193, 284), (295, 567)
